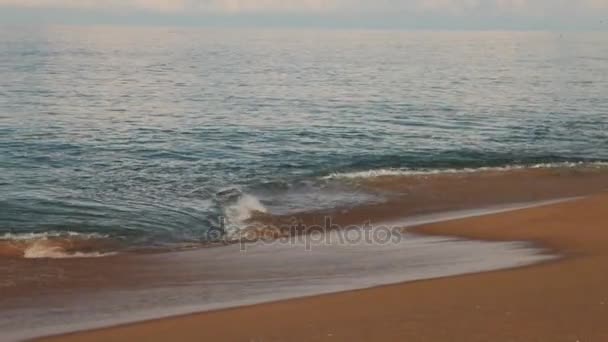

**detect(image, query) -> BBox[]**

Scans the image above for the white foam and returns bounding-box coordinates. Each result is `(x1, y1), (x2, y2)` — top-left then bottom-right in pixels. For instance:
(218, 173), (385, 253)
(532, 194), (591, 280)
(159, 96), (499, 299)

(323, 161), (608, 179)
(0, 231), (108, 241)
(222, 193), (268, 236)
(23, 242), (116, 259)
(1, 231), (115, 259)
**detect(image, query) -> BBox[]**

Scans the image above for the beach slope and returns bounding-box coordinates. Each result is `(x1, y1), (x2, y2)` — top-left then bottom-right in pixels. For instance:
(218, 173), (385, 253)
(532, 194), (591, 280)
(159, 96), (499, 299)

(37, 193), (608, 342)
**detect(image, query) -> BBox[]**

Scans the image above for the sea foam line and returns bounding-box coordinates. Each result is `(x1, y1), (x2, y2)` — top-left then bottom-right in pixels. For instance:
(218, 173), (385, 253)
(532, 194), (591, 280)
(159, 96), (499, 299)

(0, 231), (109, 241)
(323, 161), (608, 179)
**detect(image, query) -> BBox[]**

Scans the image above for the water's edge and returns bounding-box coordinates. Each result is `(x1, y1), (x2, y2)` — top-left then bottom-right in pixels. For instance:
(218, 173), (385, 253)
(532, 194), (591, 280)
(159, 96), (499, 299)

(17, 197), (581, 342)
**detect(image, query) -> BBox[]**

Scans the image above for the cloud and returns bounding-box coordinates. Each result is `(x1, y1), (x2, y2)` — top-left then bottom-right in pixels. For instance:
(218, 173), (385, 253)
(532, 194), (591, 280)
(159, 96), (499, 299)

(0, 0), (189, 12)
(0, 0), (340, 12)
(1, 0), (607, 15)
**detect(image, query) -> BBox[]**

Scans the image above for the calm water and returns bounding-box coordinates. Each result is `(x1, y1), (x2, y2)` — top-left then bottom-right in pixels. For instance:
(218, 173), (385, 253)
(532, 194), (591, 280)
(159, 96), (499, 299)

(1, 27), (607, 249)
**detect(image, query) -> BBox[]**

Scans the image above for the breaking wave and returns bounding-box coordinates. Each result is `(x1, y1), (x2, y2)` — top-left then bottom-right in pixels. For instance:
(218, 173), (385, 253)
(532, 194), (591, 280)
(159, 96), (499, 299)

(216, 188), (268, 238)
(0, 232), (118, 259)
(323, 161), (608, 179)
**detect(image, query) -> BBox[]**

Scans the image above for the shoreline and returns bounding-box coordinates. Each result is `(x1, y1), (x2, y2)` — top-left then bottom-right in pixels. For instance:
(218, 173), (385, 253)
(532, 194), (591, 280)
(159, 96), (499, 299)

(4, 198), (559, 341)
(31, 193), (608, 342)
(4, 165), (608, 260)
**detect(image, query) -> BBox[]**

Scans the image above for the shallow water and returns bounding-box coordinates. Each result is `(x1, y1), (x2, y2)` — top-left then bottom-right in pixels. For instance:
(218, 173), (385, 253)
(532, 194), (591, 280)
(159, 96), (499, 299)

(1, 27), (608, 250)
(0, 201), (564, 342)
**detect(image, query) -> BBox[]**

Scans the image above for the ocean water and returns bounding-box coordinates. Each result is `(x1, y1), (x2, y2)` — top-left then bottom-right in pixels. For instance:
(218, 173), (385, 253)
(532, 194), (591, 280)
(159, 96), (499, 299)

(1, 27), (607, 252)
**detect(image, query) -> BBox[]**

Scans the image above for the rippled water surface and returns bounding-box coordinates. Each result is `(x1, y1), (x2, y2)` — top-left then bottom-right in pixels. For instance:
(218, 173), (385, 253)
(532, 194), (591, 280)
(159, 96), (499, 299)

(1, 27), (607, 247)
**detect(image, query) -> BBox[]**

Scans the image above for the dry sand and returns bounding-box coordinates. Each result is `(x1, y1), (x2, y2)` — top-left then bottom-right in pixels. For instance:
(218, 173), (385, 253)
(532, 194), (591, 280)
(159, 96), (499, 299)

(36, 192), (608, 342)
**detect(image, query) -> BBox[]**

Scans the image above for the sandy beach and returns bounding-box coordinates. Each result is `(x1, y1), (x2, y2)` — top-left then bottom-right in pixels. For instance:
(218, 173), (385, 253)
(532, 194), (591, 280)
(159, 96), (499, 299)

(34, 192), (608, 342)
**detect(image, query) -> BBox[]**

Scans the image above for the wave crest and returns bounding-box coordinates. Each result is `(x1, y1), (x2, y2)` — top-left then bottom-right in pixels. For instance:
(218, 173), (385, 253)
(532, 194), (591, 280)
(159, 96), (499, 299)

(323, 161), (608, 179)
(216, 188), (268, 237)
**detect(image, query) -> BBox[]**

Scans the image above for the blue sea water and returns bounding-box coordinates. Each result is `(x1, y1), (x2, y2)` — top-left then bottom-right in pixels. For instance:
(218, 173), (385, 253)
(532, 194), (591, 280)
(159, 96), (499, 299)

(1, 27), (607, 248)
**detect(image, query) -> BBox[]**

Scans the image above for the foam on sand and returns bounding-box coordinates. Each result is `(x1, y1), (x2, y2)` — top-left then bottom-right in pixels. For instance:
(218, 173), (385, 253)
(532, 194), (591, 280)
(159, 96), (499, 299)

(0, 232), (117, 259)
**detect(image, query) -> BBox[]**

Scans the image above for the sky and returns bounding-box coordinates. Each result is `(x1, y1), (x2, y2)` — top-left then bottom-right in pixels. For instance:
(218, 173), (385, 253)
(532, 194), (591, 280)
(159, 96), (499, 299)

(1, 0), (607, 30)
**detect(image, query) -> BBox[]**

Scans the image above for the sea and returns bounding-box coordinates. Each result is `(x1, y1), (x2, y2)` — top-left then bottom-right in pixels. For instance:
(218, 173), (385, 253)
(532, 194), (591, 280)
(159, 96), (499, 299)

(1, 26), (608, 341)
(2, 27), (607, 256)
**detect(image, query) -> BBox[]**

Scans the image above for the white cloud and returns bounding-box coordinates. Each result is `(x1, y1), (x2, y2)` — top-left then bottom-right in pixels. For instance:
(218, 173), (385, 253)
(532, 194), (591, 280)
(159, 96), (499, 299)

(0, 0), (340, 12)
(1, 0), (607, 14)
(0, 0), (188, 11)
(209, 0), (338, 12)
(586, 0), (608, 9)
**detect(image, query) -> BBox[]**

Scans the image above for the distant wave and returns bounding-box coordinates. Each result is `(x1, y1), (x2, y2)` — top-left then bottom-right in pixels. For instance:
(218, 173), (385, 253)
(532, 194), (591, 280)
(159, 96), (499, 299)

(323, 161), (608, 179)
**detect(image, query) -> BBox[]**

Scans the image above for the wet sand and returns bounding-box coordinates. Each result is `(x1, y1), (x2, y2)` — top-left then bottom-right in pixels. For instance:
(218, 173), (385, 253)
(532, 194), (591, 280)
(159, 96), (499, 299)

(4, 202), (557, 341)
(35, 192), (608, 342)
(265, 166), (608, 231)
